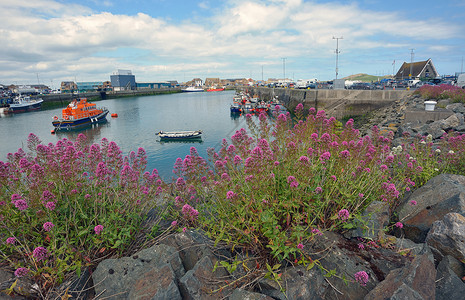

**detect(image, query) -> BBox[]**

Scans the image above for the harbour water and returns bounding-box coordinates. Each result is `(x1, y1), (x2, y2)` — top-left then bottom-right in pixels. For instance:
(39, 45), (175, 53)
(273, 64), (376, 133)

(0, 90), (247, 180)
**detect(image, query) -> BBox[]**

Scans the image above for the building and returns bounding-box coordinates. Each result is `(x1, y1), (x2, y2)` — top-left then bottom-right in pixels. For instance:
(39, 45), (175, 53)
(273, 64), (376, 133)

(204, 78), (221, 87)
(184, 78), (203, 87)
(61, 81), (77, 93)
(110, 70), (136, 91)
(395, 58), (439, 81)
(136, 82), (172, 89)
(76, 82), (104, 93)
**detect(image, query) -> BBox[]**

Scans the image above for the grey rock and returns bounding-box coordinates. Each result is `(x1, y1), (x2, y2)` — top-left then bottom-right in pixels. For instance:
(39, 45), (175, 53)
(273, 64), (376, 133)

(441, 114), (461, 130)
(257, 266), (327, 300)
(351, 201), (390, 240)
(128, 263), (182, 300)
(435, 255), (465, 300)
(365, 254), (436, 300)
(397, 174), (465, 243)
(179, 255), (230, 300)
(229, 288), (274, 300)
(92, 244), (184, 299)
(426, 213), (465, 262)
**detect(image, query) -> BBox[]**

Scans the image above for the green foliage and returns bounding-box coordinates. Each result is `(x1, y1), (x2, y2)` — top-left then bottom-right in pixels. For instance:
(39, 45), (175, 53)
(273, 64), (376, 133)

(0, 133), (167, 293)
(167, 105), (465, 281)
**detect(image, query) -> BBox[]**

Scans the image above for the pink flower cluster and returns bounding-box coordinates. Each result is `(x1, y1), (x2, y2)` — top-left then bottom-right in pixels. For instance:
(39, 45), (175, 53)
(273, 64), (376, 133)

(33, 246), (48, 261)
(354, 271), (369, 286)
(182, 204), (199, 221)
(338, 209), (350, 222)
(94, 224), (104, 235)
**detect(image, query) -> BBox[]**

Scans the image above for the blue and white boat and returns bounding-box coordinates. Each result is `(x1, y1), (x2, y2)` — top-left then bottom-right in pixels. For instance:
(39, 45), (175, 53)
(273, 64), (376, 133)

(7, 94), (43, 113)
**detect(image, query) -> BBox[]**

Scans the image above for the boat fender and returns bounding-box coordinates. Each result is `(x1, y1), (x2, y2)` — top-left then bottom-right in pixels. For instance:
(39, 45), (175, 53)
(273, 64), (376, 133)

(54, 116), (58, 120)
(64, 116), (69, 120)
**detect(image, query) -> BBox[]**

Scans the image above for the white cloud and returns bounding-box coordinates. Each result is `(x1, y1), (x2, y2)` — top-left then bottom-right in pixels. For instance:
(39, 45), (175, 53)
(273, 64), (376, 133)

(0, 0), (463, 84)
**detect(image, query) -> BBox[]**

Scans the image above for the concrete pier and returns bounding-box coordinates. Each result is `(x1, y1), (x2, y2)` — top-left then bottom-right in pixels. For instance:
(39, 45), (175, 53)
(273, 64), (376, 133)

(240, 87), (412, 119)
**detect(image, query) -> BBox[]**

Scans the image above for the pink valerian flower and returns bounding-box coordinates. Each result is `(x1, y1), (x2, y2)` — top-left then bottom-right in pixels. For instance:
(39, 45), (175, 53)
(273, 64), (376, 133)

(338, 209), (350, 222)
(395, 222), (403, 228)
(410, 200), (417, 206)
(43, 222), (55, 232)
(315, 187), (323, 194)
(358, 193), (364, 199)
(226, 191), (237, 200)
(14, 199), (28, 211)
(182, 227), (187, 233)
(299, 156), (309, 163)
(287, 176), (296, 184)
(297, 243), (304, 250)
(233, 155), (242, 165)
(311, 228), (323, 236)
(14, 268), (30, 278)
(171, 221), (178, 227)
(354, 271), (369, 286)
(319, 151), (331, 163)
(274, 161), (280, 166)
(94, 225), (104, 235)
(32, 247), (48, 261)
(330, 175), (337, 181)
(45, 201), (56, 211)
(221, 173), (231, 181)
(380, 164), (388, 170)
(358, 243), (365, 250)
(6, 237), (16, 245)
(182, 204), (199, 221)
(339, 150), (350, 158)
(290, 181), (299, 188)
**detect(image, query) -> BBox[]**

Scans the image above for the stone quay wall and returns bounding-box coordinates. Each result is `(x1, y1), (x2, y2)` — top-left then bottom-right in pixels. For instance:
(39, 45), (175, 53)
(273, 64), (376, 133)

(239, 87), (413, 119)
(40, 88), (183, 104)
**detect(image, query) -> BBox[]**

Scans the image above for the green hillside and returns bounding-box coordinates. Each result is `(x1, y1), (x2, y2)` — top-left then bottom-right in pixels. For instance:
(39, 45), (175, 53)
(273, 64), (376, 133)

(342, 73), (392, 82)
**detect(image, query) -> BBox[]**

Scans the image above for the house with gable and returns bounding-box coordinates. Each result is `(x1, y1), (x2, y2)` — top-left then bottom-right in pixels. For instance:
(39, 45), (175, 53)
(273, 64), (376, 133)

(395, 58), (439, 81)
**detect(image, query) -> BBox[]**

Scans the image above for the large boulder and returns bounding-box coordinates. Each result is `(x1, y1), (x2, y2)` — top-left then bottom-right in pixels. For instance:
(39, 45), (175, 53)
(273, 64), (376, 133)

(435, 255), (465, 300)
(426, 213), (465, 262)
(397, 174), (465, 243)
(92, 244), (185, 299)
(365, 254), (436, 300)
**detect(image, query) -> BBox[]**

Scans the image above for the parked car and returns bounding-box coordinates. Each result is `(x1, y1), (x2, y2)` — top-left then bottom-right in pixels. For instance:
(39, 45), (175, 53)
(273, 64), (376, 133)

(349, 82), (371, 90)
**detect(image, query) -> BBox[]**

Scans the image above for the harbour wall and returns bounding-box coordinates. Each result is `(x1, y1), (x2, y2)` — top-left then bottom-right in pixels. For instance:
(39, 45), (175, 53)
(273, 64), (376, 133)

(239, 87), (412, 119)
(40, 88), (183, 104)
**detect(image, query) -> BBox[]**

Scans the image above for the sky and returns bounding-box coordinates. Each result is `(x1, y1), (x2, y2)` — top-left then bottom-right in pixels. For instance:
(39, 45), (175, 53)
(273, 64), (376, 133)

(1, 0), (464, 88)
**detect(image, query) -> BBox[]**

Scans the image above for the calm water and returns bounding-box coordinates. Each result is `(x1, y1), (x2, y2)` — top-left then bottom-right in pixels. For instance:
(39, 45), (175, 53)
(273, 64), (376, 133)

(0, 90), (247, 180)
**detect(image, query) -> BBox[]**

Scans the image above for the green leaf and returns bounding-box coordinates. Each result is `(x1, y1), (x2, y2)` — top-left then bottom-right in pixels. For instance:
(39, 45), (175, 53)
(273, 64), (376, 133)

(77, 229), (88, 237)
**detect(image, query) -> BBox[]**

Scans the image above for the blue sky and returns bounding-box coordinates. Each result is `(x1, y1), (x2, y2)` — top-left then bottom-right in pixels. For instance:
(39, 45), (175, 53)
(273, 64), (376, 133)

(1, 0), (464, 87)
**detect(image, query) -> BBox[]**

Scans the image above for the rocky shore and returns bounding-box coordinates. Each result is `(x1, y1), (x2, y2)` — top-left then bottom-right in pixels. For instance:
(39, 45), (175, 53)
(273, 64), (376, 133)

(2, 94), (465, 299)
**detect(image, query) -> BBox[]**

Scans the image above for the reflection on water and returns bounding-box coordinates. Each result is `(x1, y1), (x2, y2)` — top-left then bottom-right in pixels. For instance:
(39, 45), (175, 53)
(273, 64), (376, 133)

(0, 91), (246, 180)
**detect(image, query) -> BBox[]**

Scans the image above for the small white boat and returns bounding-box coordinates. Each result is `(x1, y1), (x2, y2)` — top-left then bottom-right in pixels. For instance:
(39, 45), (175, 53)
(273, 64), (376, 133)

(157, 130), (202, 140)
(182, 86), (204, 92)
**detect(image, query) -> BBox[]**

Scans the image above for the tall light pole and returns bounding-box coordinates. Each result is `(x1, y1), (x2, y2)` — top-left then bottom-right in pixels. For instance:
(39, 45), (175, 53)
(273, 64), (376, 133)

(333, 36), (343, 79)
(409, 48), (415, 79)
(281, 58), (286, 80)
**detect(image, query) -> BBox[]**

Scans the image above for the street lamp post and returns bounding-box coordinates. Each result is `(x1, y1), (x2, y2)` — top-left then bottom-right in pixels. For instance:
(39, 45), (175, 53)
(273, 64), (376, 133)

(282, 58), (286, 80)
(333, 36), (343, 80)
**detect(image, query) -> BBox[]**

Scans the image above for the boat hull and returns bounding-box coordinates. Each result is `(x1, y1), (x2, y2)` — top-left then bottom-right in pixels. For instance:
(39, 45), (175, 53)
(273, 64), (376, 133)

(52, 110), (109, 130)
(7, 100), (43, 113)
(157, 130), (202, 140)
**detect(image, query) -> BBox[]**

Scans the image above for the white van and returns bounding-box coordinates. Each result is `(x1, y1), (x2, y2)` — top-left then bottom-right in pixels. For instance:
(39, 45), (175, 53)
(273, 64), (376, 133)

(456, 74), (465, 89)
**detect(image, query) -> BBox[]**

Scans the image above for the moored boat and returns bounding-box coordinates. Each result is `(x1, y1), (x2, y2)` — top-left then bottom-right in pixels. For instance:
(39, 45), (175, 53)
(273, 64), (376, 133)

(230, 102), (242, 113)
(206, 87), (225, 92)
(6, 94), (43, 113)
(51, 98), (109, 131)
(157, 130), (202, 140)
(182, 86), (204, 92)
